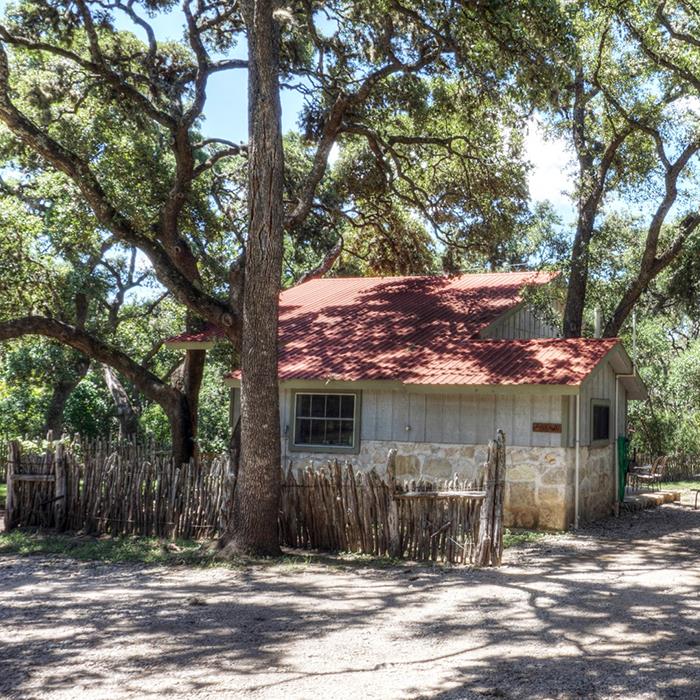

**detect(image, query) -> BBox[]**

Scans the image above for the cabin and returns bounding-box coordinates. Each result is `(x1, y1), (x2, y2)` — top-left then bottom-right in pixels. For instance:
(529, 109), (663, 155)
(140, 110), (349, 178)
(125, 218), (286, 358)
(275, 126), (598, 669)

(166, 272), (647, 530)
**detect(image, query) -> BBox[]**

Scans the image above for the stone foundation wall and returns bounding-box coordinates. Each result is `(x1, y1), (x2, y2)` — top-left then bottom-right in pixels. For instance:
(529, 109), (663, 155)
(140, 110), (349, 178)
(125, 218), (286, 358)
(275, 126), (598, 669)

(578, 445), (615, 522)
(284, 439), (603, 531)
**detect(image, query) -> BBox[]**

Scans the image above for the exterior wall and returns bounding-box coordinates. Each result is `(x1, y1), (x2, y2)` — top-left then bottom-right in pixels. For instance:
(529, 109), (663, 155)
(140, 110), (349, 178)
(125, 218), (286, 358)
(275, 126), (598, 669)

(232, 363), (624, 531)
(579, 445), (615, 522)
(281, 388), (565, 449)
(579, 360), (615, 446)
(480, 304), (560, 340)
(578, 360), (629, 446)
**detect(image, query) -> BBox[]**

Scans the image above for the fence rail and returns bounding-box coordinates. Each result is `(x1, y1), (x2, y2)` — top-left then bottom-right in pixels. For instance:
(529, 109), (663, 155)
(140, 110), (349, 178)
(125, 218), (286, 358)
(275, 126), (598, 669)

(4, 433), (507, 565)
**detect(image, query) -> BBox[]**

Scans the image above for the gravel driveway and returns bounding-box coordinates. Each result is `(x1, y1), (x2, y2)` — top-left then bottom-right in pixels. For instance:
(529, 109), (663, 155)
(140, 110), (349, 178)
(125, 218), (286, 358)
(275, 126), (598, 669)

(1, 498), (699, 700)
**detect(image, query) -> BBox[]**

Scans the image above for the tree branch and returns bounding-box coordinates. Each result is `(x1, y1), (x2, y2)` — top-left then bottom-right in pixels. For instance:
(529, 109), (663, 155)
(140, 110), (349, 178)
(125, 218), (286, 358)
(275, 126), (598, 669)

(0, 316), (178, 408)
(0, 45), (239, 337)
(294, 236), (343, 285)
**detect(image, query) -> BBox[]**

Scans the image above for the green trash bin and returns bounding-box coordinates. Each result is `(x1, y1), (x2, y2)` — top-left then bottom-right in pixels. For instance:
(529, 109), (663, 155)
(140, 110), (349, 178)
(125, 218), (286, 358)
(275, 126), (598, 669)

(617, 436), (630, 502)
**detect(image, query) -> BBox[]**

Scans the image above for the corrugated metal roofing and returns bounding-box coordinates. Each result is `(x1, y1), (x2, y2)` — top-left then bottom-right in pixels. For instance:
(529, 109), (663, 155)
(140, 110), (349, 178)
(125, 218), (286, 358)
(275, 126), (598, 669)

(165, 324), (226, 345)
(271, 336), (619, 386)
(167, 270), (555, 347)
(223, 271), (620, 387)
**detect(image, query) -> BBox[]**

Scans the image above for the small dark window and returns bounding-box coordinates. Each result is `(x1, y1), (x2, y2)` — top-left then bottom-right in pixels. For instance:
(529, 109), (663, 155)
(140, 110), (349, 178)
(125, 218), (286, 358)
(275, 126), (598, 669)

(294, 393), (356, 448)
(592, 402), (610, 442)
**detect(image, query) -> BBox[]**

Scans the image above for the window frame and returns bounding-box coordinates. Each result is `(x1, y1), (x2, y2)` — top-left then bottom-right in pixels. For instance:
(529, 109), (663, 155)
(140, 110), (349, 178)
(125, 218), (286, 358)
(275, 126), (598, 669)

(289, 390), (362, 454)
(590, 398), (612, 446)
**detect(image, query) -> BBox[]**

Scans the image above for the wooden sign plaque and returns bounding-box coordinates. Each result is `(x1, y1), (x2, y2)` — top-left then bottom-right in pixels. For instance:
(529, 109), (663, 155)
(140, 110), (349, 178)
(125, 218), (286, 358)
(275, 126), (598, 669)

(532, 422), (562, 434)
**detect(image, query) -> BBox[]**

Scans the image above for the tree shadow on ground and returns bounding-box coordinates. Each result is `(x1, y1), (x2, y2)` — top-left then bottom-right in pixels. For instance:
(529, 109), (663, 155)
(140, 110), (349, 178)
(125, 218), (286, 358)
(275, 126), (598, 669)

(0, 503), (698, 699)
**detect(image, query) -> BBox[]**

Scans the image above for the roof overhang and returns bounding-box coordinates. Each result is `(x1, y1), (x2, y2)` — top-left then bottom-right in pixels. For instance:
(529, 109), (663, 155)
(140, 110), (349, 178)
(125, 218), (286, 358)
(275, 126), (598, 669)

(588, 341), (648, 401)
(164, 324), (225, 350)
(165, 339), (218, 350)
(224, 376), (582, 396)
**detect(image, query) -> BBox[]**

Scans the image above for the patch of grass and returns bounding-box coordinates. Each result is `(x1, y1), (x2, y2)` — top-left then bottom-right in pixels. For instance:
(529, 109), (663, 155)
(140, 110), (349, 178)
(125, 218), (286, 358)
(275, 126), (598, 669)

(0, 531), (392, 571)
(657, 479), (700, 491)
(0, 527), (555, 569)
(0, 530), (232, 567)
(503, 528), (549, 549)
(0, 482), (6, 509)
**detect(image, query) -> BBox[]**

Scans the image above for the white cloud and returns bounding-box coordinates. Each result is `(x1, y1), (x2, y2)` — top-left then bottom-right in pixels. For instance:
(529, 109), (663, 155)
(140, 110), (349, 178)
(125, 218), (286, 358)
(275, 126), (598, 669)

(525, 118), (576, 223)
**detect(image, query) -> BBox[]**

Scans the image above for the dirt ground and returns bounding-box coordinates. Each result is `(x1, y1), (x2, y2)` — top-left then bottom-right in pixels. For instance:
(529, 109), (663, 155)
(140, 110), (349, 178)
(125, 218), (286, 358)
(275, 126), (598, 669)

(1, 497), (699, 700)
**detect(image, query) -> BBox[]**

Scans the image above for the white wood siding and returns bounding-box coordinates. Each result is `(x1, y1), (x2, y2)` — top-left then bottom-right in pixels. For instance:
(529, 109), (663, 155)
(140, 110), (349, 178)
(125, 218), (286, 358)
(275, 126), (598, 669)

(278, 387), (564, 448)
(481, 304), (560, 339)
(579, 361), (616, 446)
(255, 362), (624, 450)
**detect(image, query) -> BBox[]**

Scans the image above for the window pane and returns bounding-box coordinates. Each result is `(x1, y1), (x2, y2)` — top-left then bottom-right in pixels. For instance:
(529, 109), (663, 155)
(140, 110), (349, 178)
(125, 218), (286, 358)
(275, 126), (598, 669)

(295, 418), (311, 444)
(339, 420), (354, 446)
(593, 405), (610, 441)
(340, 395), (355, 418)
(311, 395), (326, 417)
(326, 395), (341, 417)
(293, 394), (357, 448)
(296, 394), (311, 417)
(310, 419), (326, 444)
(325, 419), (341, 444)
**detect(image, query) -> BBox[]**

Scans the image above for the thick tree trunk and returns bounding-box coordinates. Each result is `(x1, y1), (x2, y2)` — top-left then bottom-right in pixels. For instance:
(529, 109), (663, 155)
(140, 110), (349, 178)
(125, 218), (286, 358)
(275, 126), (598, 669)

(182, 347), (206, 453)
(43, 354), (90, 436)
(102, 365), (140, 437)
(168, 392), (196, 467)
(562, 211), (595, 338)
(224, 0), (284, 556)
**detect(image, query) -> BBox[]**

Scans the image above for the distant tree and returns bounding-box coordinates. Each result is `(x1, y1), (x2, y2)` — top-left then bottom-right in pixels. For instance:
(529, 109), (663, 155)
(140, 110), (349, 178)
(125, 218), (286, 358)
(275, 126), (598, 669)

(548, 3), (700, 337)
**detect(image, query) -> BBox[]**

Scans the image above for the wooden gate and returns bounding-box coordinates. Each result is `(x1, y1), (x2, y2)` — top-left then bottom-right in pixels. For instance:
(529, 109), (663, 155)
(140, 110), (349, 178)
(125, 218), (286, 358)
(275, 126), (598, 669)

(4, 439), (71, 531)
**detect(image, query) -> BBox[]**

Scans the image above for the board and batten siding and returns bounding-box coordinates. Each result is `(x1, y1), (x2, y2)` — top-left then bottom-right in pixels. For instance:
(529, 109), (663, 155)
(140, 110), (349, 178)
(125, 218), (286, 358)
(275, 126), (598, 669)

(480, 303), (560, 340)
(234, 359), (625, 450)
(279, 388), (564, 448)
(578, 360), (628, 446)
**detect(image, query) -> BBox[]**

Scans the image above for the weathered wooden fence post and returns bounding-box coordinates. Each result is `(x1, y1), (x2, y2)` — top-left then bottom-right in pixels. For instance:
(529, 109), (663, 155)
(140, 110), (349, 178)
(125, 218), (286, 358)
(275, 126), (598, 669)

(491, 430), (506, 566)
(474, 430), (506, 567)
(54, 440), (67, 531)
(385, 449), (401, 558)
(4, 440), (19, 531)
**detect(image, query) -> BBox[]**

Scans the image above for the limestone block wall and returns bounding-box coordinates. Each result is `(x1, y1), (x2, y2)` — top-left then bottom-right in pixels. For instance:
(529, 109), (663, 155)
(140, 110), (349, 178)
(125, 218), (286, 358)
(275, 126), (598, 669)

(578, 445), (615, 522)
(283, 439), (583, 531)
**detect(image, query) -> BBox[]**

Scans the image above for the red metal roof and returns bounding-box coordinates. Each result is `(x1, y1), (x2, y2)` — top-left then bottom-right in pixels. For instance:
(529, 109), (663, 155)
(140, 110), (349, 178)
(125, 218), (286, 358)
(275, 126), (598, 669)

(167, 271), (556, 347)
(224, 271), (620, 387)
(270, 337), (619, 386)
(165, 324), (226, 346)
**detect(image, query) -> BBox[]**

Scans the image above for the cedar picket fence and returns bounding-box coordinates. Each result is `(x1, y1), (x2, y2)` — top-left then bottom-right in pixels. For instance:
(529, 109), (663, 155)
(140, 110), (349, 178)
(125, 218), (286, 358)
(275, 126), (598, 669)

(279, 459), (486, 564)
(4, 433), (507, 566)
(4, 437), (233, 538)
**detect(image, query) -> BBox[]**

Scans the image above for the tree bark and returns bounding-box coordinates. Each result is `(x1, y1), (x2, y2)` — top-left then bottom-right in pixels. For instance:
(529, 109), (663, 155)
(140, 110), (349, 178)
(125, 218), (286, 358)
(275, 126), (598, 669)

(603, 212), (700, 337)
(562, 209), (595, 338)
(43, 353), (90, 436)
(102, 364), (139, 437)
(224, 0), (285, 556)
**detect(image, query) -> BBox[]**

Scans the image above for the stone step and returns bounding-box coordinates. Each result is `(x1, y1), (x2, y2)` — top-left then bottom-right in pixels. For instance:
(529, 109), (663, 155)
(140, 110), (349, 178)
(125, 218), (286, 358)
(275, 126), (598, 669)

(623, 490), (681, 512)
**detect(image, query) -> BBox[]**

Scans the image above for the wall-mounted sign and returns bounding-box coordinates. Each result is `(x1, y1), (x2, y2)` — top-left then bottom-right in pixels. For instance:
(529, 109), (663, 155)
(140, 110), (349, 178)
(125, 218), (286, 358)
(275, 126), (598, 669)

(532, 422), (562, 434)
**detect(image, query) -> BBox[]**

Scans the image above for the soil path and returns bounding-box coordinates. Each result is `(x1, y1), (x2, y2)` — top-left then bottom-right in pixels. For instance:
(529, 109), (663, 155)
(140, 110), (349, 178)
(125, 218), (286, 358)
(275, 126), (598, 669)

(1, 499), (699, 700)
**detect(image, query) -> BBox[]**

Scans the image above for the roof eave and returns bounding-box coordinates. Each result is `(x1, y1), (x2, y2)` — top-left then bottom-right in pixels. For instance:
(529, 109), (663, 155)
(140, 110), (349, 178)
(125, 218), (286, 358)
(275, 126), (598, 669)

(164, 340), (217, 350)
(223, 375), (581, 395)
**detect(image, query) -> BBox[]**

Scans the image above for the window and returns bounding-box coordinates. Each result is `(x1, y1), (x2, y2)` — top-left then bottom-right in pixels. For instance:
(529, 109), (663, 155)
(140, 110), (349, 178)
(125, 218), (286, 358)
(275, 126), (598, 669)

(293, 393), (357, 449)
(591, 400), (611, 443)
